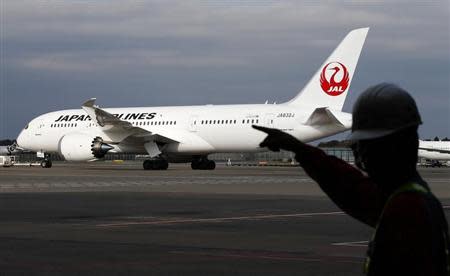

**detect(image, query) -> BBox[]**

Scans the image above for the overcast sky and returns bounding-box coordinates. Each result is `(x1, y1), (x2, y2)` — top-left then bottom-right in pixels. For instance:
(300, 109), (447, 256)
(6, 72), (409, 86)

(1, 0), (449, 140)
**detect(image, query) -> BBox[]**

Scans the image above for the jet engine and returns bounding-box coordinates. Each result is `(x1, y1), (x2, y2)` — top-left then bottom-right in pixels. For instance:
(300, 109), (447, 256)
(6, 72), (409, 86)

(0, 143), (22, 155)
(58, 133), (113, 161)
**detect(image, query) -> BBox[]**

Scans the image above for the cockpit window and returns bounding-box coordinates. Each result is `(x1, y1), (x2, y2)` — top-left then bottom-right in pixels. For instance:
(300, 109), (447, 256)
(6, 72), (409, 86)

(24, 124), (29, 129)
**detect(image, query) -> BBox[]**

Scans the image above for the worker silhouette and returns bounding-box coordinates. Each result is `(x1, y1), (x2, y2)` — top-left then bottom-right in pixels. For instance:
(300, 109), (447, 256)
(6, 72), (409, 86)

(253, 83), (449, 275)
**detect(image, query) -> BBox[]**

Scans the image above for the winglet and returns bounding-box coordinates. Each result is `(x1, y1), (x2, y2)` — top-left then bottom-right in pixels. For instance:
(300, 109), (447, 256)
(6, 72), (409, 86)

(81, 98), (134, 131)
(82, 98), (97, 108)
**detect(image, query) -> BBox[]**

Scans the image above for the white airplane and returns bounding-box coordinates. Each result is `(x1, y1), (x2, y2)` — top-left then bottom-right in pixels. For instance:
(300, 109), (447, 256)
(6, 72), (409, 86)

(16, 28), (369, 170)
(419, 140), (450, 162)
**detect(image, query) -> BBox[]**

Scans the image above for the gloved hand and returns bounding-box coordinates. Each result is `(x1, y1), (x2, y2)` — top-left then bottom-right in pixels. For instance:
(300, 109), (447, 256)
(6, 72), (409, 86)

(252, 125), (303, 152)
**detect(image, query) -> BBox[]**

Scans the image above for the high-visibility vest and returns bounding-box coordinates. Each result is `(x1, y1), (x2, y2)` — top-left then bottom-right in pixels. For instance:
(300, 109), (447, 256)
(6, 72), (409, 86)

(364, 182), (450, 275)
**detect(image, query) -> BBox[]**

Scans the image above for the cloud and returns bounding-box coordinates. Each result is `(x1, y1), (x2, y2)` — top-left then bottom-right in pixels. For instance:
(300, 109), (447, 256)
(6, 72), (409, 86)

(1, 0), (449, 137)
(16, 50), (250, 73)
(5, 0), (448, 73)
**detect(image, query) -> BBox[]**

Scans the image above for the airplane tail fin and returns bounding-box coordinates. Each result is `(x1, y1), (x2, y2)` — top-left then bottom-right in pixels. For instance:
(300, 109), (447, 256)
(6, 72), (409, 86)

(285, 28), (369, 111)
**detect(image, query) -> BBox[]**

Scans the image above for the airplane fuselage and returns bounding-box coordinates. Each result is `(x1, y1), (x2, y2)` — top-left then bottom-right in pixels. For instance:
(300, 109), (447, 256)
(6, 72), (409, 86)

(17, 104), (350, 156)
(419, 140), (450, 161)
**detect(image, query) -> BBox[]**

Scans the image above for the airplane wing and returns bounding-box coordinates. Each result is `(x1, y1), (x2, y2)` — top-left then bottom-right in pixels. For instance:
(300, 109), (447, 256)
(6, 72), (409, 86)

(81, 98), (180, 144)
(419, 147), (450, 154)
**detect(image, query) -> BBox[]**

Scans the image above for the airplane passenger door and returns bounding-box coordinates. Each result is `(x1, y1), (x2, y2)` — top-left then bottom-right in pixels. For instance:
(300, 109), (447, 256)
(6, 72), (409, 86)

(189, 115), (198, 132)
(264, 113), (275, 127)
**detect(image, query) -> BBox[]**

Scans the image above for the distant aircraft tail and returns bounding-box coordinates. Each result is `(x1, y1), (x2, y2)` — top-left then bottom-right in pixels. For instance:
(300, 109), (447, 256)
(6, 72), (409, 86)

(285, 28), (369, 111)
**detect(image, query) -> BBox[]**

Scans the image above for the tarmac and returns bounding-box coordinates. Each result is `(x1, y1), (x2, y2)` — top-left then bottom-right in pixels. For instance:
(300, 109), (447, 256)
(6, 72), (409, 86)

(0, 162), (449, 275)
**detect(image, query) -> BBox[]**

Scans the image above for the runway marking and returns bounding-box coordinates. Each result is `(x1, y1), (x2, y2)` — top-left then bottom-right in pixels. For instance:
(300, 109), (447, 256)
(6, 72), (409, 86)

(97, 211), (345, 227)
(332, 241), (368, 247)
(170, 250), (363, 264)
(170, 250), (322, 262)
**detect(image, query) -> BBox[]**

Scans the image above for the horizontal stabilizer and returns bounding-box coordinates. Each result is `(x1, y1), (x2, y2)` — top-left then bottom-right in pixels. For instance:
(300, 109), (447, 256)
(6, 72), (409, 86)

(419, 147), (450, 154)
(305, 107), (352, 128)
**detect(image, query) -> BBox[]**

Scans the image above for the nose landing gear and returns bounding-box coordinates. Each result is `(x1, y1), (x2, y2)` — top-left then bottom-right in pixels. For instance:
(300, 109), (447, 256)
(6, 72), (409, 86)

(40, 154), (52, 168)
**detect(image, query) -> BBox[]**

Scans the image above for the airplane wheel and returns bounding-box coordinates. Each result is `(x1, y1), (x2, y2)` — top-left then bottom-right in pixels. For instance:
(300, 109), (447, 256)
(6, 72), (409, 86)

(206, 160), (216, 170)
(143, 160), (152, 170)
(154, 159), (169, 170)
(41, 159), (52, 168)
(143, 159), (169, 170)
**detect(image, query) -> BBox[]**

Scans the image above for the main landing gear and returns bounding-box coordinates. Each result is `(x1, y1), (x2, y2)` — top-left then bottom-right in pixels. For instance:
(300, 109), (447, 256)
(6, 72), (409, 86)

(191, 157), (216, 170)
(143, 158), (169, 170)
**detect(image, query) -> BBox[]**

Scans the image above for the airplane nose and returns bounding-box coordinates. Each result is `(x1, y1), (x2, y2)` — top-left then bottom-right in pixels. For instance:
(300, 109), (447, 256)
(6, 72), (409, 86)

(16, 130), (26, 149)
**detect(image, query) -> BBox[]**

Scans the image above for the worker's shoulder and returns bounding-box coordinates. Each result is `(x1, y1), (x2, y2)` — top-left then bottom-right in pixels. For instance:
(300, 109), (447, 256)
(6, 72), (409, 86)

(383, 191), (432, 223)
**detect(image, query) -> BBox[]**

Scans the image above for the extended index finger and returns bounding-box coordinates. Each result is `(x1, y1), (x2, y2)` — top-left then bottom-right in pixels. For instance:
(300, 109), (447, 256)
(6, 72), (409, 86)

(252, 125), (273, 134)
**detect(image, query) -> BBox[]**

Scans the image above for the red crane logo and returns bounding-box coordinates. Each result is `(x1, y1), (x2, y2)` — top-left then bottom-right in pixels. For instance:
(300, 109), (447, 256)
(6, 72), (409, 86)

(320, 62), (350, 96)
